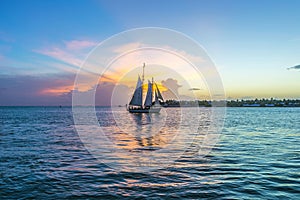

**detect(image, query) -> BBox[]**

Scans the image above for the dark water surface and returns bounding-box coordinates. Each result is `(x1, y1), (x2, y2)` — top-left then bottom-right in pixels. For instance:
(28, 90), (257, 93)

(0, 107), (299, 199)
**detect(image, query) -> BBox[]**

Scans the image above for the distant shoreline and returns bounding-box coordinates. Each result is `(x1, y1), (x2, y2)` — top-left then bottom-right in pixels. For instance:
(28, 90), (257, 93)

(0, 106), (299, 108)
(164, 98), (300, 108)
(162, 105), (300, 108)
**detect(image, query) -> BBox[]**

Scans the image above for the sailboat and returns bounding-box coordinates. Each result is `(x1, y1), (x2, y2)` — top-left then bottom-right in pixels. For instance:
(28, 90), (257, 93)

(127, 63), (164, 113)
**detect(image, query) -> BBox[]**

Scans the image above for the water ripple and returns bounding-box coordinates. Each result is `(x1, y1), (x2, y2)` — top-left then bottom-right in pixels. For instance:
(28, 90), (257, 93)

(0, 107), (299, 199)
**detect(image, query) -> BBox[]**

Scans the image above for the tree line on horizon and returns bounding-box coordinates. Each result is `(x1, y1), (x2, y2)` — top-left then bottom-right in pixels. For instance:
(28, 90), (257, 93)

(163, 98), (300, 107)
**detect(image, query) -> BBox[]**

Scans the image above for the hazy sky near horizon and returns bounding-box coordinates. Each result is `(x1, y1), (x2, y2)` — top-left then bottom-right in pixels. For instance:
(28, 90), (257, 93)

(0, 0), (299, 105)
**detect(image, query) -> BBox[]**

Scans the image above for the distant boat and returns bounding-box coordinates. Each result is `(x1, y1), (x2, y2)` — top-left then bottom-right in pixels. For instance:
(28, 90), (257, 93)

(127, 63), (164, 113)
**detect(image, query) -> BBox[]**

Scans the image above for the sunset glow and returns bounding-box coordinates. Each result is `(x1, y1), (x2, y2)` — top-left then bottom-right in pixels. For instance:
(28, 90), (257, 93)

(0, 1), (299, 106)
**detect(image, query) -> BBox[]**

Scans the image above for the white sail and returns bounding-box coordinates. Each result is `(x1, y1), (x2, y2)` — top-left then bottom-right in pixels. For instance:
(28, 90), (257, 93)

(155, 83), (164, 101)
(154, 89), (160, 105)
(144, 80), (153, 107)
(129, 76), (143, 106)
(128, 64), (164, 113)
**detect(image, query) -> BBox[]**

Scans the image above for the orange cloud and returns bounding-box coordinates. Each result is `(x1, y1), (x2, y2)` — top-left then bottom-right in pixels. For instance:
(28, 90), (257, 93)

(40, 85), (74, 95)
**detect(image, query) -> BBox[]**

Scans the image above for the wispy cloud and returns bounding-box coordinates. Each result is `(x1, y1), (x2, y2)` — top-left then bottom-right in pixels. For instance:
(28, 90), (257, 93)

(64, 40), (97, 50)
(160, 45), (205, 64)
(34, 39), (98, 67)
(189, 87), (201, 91)
(287, 64), (300, 70)
(112, 42), (142, 53)
(35, 47), (83, 66)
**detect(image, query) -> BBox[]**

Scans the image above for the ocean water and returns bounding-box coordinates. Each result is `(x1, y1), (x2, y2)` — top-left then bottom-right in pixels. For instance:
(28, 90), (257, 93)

(0, 107), (299, 199)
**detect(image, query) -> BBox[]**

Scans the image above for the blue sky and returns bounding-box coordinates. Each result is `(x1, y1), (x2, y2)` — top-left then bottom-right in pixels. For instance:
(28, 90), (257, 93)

(0, 0), (299, 105)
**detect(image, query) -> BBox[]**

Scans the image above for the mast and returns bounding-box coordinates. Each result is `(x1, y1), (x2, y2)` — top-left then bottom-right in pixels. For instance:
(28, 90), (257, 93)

(152, 77), (154, 103)
(142, 63), (145, 108)
(142, 63), (145, 82)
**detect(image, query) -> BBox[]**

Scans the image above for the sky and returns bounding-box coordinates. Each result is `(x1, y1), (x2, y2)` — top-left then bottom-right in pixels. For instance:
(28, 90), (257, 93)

(0, 0), (299, 105)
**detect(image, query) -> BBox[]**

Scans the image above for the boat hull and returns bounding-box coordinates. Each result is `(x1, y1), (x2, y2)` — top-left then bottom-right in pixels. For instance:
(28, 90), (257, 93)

(128, 107), (161, 113)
